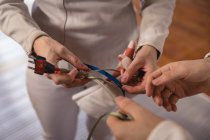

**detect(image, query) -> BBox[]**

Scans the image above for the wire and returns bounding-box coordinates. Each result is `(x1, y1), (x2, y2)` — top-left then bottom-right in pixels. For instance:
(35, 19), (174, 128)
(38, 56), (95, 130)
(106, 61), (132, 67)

(87, 113), (109, 140)
(85, 64), (125, 96)
(86, 73), (123, 102)
(87, 112), (133, 140)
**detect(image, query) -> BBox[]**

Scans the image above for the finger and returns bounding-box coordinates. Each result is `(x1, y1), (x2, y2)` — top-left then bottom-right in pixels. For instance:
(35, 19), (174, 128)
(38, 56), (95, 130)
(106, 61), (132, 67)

(150, 64), (171, 79)
(152, 64), (183, 86)
(169, 94), (179, 105)
(171, 104), (177, 112)
(106, 115), (128, 139)
(68, 68), (79, 79)
(145, 74), (154, 97)
(122, 84), (145, 94)
(152, 86), (164, 106)
(152, 71), (176, 86)
(123, 68), (152, 94)
(106, 115), (122, 129)
(121, 59), (144, 84)
(47, 67), (79, 84)
(48, 74), (74, 85)
(162, 97), (172, 112)
(115, 96), (143, 119)
(160, 88), (172, 112)
(124, 41), (135, 59)
(63, 78), (90, 88)
(161, 88), (173, 101)
(56, 47), (89, 71)
(112, 67), (121, 78)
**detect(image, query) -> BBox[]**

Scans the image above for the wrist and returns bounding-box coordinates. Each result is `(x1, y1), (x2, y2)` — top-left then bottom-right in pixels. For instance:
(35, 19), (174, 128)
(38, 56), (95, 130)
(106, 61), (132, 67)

(204, 57), (210, 83)
(204, 52), (210, 71)
(33, 36), (50, 56)
(135, 45), (158, 61)
(204, 57), (210, 73)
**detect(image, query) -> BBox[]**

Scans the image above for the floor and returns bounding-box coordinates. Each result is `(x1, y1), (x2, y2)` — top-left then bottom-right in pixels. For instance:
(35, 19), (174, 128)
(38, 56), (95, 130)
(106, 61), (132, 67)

(133, 0), (210, 95)
(0, 0), (210, 140)
(159, 0), (210, 64)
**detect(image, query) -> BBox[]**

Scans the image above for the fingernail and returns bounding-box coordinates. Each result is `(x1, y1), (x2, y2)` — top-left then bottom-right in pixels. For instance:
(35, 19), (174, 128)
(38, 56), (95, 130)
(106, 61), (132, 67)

(121, 72), (129, 83)
(167, 106), (172, 112)
(174, 97), (179, 104)
(172, 105), (177, 112)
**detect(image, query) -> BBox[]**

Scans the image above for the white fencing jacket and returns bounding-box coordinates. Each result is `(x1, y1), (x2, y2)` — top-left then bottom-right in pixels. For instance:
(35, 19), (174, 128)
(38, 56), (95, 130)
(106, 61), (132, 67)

(0, 0), (175, 68)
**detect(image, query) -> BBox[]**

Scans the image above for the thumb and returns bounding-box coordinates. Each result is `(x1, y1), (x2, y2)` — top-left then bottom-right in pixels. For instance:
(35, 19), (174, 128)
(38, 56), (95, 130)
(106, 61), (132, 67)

(121, 58), (143, 83)
(151, 64), (182, 86)
(56, 47), (89, 71)
(115, 96), (142, 119)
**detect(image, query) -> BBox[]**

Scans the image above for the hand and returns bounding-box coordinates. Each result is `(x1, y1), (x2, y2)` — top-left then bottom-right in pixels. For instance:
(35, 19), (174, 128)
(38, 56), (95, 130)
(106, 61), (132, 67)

(146, 59), (210, 111)
(121, 45), (158, 94)
(33, 36), (90, 88)
(107, 96), (163, 140)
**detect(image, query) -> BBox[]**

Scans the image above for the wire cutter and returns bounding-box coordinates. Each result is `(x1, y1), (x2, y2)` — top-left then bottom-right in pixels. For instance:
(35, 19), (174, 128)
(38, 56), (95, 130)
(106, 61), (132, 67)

(28, 55), (125, 96)
(28, 55), (70, 75)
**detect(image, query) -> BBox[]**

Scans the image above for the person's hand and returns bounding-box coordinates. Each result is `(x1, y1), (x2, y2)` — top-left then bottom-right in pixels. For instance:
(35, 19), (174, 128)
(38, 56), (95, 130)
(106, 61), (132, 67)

(121, 44), (158, 94)
(33, 36), (90, 88)
(146, 59), (210, 111)
(107, 96), (163, 140)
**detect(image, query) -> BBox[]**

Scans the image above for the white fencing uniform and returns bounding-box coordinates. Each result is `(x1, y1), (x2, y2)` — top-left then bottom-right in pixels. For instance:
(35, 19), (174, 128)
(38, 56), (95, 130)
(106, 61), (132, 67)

(0, 0), (175, 139)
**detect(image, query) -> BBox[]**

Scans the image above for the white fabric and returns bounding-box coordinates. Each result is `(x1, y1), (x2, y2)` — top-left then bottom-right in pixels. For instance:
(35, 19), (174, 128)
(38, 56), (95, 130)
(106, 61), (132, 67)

(0, 0), (175, 56)
(205, 52), (210, 58)
(72, 81), (122, 118)
(148, 120), (193, 140)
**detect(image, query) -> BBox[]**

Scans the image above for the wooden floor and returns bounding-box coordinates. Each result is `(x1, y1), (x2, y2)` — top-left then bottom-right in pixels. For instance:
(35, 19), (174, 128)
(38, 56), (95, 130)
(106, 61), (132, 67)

(159, 0), (210, 65)
(134, 0), (210, 95)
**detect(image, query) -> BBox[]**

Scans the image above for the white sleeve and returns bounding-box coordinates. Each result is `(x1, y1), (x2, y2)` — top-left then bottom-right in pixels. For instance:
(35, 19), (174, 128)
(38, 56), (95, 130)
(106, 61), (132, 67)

(137, 0), (176, 57)
(0, 0), (47, 55)
(204, 52), (210, 58)
(148, 120), (193, 140)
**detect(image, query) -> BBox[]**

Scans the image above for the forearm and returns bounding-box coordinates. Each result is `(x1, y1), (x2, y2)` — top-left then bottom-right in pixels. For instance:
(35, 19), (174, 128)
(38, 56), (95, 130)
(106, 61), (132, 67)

(137, 0), (176, 57)
(0, 0), (47, 55)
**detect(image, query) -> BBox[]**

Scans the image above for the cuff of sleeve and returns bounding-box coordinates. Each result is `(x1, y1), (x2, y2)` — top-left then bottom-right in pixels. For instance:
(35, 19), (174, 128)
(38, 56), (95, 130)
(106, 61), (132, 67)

(135, 41), (161, 59)
(23, 29), (48, 56)
(204, 52), (210, 58)
(137, 36), (164, 57)
(148, 120), (193, 140)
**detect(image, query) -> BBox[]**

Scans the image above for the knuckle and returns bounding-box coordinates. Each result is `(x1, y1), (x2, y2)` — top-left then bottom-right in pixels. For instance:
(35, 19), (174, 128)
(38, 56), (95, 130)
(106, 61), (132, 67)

(120, 98), (132, 109)
(53, 79), (61, 85)
(71, 56), (81, 65)
(57, 47), (66, 55)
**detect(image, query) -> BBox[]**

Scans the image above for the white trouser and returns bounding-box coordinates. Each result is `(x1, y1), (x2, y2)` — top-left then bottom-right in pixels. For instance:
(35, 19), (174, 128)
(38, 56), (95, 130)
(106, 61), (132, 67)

(26, 69), (113, 140)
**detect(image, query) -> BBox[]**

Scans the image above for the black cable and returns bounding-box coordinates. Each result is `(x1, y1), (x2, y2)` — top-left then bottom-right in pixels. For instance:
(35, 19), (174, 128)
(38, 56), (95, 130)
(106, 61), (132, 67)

(87, 113), (109, 140)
